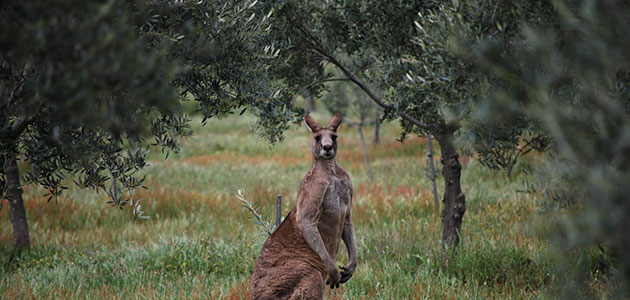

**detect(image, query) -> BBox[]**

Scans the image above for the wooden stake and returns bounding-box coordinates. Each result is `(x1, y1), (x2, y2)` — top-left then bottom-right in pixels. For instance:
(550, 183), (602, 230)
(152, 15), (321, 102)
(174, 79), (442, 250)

(275, 195), (282, 228)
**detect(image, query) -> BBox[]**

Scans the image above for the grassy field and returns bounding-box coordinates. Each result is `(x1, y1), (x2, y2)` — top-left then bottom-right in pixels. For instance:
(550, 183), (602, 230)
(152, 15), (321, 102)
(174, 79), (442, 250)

(1, 112), (554, 299)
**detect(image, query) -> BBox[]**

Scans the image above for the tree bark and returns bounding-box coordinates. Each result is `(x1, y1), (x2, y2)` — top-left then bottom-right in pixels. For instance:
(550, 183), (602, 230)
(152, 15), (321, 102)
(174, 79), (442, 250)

(6, 153), (30, 251)
(435, 129), (466, 250)
(426, 133), (439, 213)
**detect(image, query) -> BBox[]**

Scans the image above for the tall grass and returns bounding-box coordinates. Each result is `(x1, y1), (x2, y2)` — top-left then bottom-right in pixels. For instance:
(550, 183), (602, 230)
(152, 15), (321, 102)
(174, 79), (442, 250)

(1, 112), (553, 299)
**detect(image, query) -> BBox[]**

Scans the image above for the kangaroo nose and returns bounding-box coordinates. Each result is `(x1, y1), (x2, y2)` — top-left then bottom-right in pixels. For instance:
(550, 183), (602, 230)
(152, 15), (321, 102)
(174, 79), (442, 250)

(323, 144), (332, 151)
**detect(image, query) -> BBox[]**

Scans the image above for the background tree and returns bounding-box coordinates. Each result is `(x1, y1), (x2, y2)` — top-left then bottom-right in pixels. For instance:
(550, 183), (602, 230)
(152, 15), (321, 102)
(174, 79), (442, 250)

(0, 0), (184, 251)
(0, 0), (301, 252)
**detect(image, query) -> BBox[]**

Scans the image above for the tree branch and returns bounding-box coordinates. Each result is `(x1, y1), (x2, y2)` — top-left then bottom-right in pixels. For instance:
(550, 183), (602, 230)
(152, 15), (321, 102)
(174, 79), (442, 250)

(302, 78), (351, 90)
(311, 49), (432, 132)
(2, 61), (31, 111)
(8, 81), (24, 106)
(3, 116), (35, 142)
(1, 76), (26, 112)
(285, 9), (433, 133)
(344, 120), (362, 128)
(320, 78), (351, 83)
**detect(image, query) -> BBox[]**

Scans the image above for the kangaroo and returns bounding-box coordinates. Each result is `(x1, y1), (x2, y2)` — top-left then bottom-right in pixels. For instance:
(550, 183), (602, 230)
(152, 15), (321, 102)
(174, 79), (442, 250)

(251, 114), (357, 300)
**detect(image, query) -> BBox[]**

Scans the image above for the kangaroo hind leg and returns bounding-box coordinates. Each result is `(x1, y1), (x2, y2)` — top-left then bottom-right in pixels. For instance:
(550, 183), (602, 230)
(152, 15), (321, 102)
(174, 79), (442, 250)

(288, 272), (325, 300)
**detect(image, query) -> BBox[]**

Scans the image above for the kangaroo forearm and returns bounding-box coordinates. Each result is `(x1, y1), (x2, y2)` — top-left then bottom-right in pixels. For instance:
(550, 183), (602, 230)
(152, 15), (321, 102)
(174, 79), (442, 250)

(342, 224), (357, 266)
(302, 224), (335, 268)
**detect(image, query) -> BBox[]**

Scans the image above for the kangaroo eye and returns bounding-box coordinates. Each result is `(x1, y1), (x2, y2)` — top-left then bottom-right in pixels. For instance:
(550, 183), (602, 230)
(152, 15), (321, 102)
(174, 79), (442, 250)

(315, 135), (321, 142)
(331, 135), (337, 141)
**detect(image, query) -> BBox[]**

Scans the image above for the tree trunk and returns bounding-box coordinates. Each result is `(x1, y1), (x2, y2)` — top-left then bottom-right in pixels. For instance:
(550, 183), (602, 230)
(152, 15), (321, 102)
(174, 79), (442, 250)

(304, 91), (316, 113)
(6, 153), (30, 251)
(373, 102), (382, 145)
(358, 125), (373, 181)
(309, 95), (316, 112)
(426, 133), (439, 213)
(435, 130), (466, 250)
(373, 116), (380, 145)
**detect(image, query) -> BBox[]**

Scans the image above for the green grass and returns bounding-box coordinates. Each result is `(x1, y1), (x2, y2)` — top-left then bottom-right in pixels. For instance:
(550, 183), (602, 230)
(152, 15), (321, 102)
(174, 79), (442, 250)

(1, 112), (555, 299)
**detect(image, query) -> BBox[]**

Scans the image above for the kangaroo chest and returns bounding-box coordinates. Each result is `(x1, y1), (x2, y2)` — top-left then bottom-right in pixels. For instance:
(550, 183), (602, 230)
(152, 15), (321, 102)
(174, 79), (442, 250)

(321, 176), (351, 221)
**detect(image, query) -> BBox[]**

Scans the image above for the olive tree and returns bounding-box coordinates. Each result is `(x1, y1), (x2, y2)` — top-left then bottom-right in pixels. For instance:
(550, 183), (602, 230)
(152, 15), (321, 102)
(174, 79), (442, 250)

(264, 0), (553, 250)
(1, 0), (299, 252)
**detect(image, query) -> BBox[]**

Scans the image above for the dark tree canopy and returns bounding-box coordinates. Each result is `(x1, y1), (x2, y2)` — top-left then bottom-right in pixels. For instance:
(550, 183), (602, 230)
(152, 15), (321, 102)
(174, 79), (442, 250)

(134, 0), (304, 142)
(0, 0), (184, 205)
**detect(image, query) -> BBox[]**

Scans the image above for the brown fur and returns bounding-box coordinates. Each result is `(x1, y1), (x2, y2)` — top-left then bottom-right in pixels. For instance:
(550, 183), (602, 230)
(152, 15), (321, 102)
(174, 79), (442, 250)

(251, 114), (357, 300)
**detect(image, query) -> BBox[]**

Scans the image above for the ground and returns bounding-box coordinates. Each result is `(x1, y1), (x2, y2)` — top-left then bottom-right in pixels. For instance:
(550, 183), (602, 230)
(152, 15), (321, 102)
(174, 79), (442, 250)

(1, 112), (552, 299)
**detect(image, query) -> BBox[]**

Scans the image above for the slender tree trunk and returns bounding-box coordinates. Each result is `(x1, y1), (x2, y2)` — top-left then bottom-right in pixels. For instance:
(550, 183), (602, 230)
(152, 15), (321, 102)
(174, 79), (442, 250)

(309, 94), (316, 112)
(426, 133), (439, 213)
(304, 91), (316, 113)
(358, 124), (373, 181)
(6, 153), (30, 251)
(435, 129), (466, 250)
(373, 106), (382, 145)
(373, 116), (380, 145)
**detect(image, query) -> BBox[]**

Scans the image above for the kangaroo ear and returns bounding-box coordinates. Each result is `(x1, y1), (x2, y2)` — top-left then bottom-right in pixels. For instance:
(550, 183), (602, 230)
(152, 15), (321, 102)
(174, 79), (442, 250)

(305, 115), (322, 132)
(326, 114), (343, 131)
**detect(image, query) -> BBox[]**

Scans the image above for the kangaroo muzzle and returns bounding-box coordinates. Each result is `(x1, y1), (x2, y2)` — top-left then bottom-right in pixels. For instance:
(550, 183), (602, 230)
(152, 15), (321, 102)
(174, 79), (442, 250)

(321, 136), (335, 158)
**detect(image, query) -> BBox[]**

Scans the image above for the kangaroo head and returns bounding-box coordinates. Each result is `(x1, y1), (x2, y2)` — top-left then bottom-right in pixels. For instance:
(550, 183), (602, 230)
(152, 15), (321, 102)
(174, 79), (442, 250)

(305, 114), (343, 160)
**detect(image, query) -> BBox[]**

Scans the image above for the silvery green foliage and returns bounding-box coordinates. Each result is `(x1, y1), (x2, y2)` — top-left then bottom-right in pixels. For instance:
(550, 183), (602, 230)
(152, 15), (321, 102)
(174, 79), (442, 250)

(268, 1), (432, 126)
(403, 0), (554, 162)
(135, 0), (304, 143)
(264, 0), (550, 151)
(0, 0), (184, 206)
(0, 0), (302, 209)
